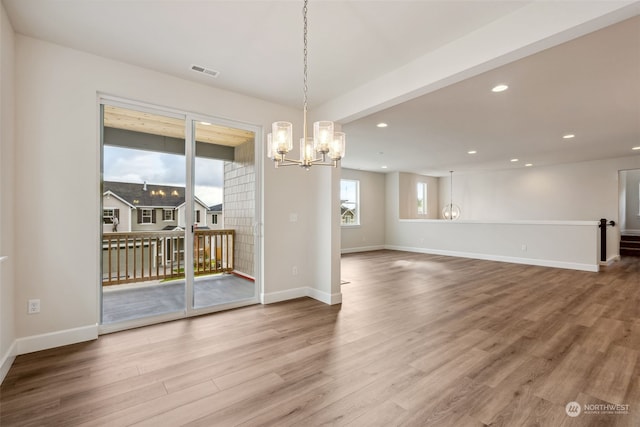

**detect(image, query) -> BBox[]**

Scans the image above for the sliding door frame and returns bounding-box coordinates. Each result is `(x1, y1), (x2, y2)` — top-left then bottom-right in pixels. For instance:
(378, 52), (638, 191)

(98, 94), (262, 334)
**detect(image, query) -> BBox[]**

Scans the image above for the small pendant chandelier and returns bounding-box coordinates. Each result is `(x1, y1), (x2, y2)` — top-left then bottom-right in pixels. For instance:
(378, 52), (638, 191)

(267, 0), (346, 170)
(442, 170), (461, 220)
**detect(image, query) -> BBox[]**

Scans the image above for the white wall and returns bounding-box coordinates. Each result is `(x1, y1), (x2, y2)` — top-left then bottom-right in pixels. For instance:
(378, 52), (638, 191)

(0, 2), (16, 383)
(13, 35), (332, 351)
(388, 156), (640, 266)
(622, 169), (640, 232)
(340, 168), (386, 253)
(437, 159), (639, 223)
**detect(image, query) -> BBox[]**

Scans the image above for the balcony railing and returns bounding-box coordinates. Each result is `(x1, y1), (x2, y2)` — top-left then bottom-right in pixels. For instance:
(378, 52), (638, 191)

(102, 229), (235, 286)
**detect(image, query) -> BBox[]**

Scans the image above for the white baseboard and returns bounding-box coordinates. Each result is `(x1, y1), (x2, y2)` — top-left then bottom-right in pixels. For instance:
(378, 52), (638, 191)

(262, 287), (342, 305)
(385, 245), (599, 272)
(600, 255), (621, 266)
(0, 340), (16, 385)
(341, 245), (385, 254)
(15, 324), (98, 356)
(261, 287), (309, 304)
(308, 288), (342, 305)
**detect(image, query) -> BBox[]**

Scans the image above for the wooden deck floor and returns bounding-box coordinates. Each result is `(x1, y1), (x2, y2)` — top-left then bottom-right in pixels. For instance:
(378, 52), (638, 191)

(2, 250), (639, 426)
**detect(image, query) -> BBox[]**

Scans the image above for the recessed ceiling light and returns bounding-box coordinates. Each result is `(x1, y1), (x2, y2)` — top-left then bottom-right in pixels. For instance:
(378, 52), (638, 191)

(467, 150), (477, 154)
(492, 84), (509, 93)
(562, 134), (575, 139)
(376, 123), (388, 128)
(633, 147), (640, 151)
(525, 163), (533, 167)
(510, 158), (519, 162)
(381, 165), (388, 169)
(200, 121), (211, 126)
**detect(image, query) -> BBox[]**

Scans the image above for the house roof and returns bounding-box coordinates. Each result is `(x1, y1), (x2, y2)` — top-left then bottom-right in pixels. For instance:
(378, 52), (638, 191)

(103, 181), (186, 208)
(103, 190), (136, 209)
(209, 204), (222, 212)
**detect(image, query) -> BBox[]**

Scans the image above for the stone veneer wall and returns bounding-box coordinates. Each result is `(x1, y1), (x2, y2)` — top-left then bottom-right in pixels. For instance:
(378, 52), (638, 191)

(223, 140), (255, 277)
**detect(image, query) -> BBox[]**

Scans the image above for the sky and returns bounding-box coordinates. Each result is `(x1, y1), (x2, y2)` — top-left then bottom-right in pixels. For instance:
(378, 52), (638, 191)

(103, 146), (224, 206)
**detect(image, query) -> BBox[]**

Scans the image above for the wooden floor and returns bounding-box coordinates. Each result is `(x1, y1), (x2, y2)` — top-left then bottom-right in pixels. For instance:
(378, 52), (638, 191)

(2, 250), (640, 426)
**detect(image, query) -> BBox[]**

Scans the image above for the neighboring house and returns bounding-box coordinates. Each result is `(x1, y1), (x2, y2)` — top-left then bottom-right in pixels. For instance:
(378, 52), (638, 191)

(102, 190), (136, 234)
(340, 204), (356, 225)
(208, 203), (223, 230)
(102, 181), (214, 270)
(102, 181), (210, 233)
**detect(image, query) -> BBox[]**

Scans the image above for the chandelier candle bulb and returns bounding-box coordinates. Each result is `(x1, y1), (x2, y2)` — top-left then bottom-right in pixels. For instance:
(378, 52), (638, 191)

(330, 132), (346, 161)
(301, 137), (315, 164)
(272, 122), (293, 154)
(313, 121), (334, 154)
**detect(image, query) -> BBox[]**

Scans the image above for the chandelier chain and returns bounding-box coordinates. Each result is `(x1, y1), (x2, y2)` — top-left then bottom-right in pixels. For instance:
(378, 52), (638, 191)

(302, 0), (309, 139)
(269, 0), (345, 169)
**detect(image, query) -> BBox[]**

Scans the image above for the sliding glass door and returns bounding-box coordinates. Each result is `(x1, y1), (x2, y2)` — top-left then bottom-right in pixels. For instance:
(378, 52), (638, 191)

(100, 99), (258, 331)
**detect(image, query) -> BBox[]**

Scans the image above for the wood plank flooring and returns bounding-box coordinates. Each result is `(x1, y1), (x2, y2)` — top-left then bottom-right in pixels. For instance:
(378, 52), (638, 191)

(2, 250), (640, 426)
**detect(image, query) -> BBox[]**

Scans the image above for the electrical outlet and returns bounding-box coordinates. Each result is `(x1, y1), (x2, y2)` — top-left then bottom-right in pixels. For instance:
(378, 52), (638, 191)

(521, 244), (527, 252)
(292, 266), (298, 276)
(28, 299), (40, 314)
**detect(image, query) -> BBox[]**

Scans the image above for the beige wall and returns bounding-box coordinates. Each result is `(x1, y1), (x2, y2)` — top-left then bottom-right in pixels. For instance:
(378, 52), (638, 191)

(11, 34), (337, 347)
(340, 168), (386, 252)
(0, 2), (15, 381)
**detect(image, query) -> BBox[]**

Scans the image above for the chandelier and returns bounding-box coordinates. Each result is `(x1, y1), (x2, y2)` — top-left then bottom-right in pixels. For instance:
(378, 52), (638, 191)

(267, 0), (346, 170)
(442, 170), (461, 220)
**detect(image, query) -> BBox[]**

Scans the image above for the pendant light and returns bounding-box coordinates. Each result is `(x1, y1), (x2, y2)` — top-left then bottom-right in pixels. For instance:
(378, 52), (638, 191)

(442, 170), (461, 220)
(267, 0), (346, 170)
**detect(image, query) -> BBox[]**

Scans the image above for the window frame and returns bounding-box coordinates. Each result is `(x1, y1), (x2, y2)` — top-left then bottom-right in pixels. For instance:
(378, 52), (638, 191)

(417, 182), (428, 215)
(103, 208), (114, 224)
(163, 209), (174, 221)
(340, 179), (360, 226)
(103, 208), (120, 224)
(141, 209), (153, 224)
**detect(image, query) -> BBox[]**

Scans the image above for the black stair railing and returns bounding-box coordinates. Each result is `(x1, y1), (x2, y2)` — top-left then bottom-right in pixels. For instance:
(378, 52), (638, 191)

(599, 218), (616, 262)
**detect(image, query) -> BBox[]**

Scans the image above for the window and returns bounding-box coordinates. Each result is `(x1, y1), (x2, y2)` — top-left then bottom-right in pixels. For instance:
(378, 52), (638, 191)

(212, 214), (218, 225)
(103, 208), (119, 224)
(194, 210), (201, 223)
(163, 209), (174, 221)
(417, 182), (427, 215)
(138, 208), (155, 224)
(340, 179), (360, 225)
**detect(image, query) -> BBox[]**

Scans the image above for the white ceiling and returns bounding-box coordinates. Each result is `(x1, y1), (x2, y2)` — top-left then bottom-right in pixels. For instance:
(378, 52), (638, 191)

(344, 15), (640, 175)
(3, 0), (640, 175)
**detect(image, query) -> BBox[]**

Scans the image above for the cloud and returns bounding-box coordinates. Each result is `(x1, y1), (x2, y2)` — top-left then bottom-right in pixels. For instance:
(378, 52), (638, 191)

(104, 146), (224, 205)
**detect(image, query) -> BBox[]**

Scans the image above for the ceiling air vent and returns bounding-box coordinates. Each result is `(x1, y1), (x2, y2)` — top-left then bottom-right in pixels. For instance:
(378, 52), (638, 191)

(190, 64), (220, 78)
